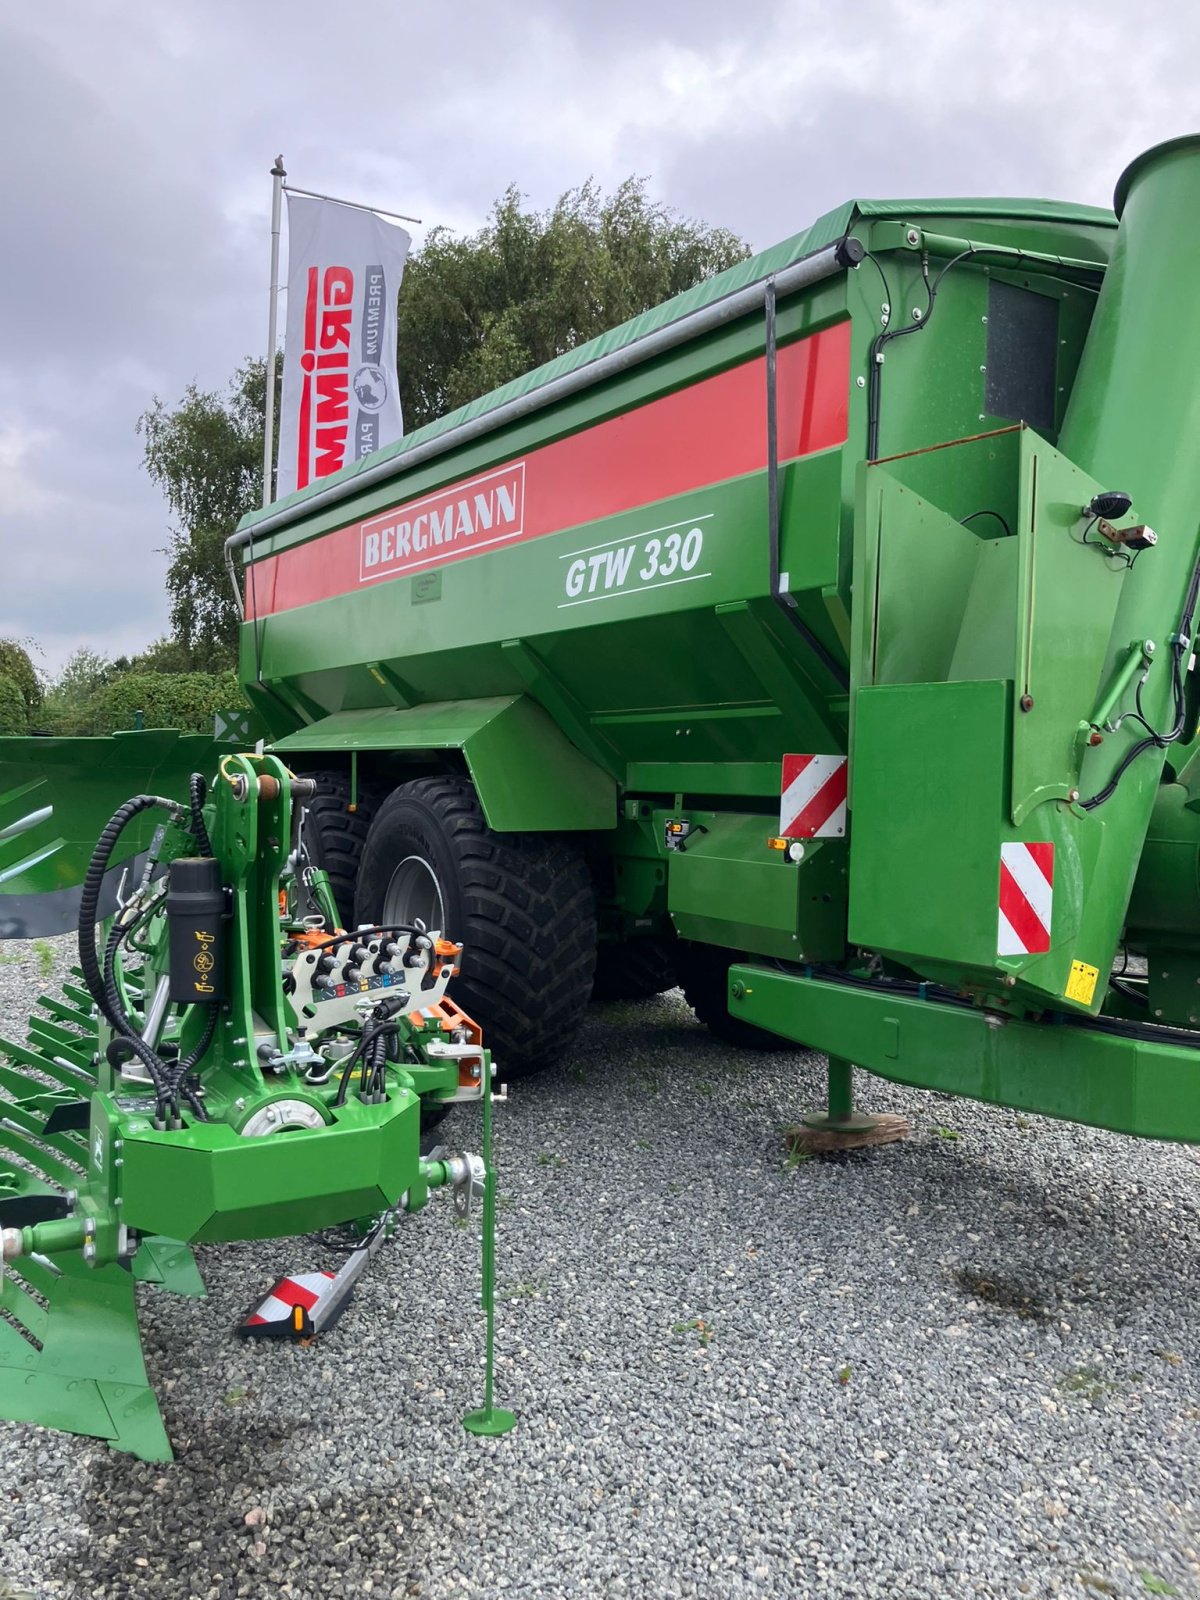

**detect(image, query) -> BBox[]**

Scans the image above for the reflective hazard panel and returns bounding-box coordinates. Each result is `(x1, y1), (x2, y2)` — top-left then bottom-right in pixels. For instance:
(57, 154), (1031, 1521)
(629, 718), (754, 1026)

(998, 842), (1054, 956)
(779, 754), (848, 839)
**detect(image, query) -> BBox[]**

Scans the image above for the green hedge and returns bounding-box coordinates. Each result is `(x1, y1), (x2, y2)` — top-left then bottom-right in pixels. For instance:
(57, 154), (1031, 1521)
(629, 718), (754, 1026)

(0, 673), (26, 734)
(82, 671), (247, 735)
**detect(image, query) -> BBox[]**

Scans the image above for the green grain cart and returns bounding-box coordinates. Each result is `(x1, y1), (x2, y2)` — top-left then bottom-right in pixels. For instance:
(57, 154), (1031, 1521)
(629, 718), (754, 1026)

(3, 135), (1200, 1457)
(226, 133), (1200, 1139)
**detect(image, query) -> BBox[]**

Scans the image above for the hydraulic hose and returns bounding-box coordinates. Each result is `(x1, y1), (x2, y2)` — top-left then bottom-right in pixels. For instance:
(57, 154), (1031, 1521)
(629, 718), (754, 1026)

(78, 783), (216, 1123)
(78, 794), (176, 1029)
(189, 773), (213, 857)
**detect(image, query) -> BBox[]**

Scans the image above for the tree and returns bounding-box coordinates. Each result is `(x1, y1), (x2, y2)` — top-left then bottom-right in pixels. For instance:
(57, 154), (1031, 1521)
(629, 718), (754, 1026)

(0, 639), (43, 729)
(140, 180), (749, 667)
(0, 676), (25, 735)
(138, 359), (271, 670)
(397, 177), (749, 429)
(37, 646), (122, 733)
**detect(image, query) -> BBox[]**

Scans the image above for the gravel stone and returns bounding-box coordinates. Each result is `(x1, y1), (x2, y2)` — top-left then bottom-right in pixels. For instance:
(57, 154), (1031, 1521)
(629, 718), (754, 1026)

(1, 933), (1198, 1598)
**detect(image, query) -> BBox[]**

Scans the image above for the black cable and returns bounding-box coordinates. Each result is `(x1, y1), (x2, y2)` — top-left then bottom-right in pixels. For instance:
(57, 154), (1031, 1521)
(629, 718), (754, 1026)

(808, 961), (1198, 1048)
(188, 773), (213, 857)
(297, 922), (421, 956)
(1109, 976), (1149, 1008)
(864, 243), (1093, 460)
(333, 1033), (370, 1108)
(1080, 541), (1200, 810)
(78, 795), (175, 1029)
(961, 509), (1013, 538)
(82, 790), (217, 1122)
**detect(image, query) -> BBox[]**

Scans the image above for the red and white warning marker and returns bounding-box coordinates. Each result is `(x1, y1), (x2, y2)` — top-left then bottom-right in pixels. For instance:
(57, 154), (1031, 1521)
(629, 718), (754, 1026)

(241, 1270), (335, 1337)
(780, 754), (848, 839)
(997, 841), (1054, 956)
(239, 1211), (394, 1343)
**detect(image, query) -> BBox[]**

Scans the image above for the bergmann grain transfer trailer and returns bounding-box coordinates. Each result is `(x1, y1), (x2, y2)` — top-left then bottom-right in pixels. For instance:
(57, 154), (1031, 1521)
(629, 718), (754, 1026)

(2, 136), (1200, 1456)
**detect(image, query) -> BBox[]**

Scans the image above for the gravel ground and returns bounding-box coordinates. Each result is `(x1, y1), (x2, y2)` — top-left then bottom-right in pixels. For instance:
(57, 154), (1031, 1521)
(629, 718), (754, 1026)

(1, 934), (1198, 1600)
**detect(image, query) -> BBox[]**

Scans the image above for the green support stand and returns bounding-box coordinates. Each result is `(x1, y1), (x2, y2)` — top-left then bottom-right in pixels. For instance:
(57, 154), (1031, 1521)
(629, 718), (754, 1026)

(785, 1056), (911, 1154)
(462, 1064), (516, 1438)
(802, 1057), (880, 1133)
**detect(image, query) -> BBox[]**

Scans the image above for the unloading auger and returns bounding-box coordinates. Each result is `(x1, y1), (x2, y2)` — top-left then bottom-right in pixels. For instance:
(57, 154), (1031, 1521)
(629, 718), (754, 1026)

(0, 752), (514, 1460)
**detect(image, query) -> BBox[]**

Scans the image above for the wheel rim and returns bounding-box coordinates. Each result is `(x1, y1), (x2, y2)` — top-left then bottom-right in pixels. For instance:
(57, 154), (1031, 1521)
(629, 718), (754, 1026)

(382, 853), (447, 933)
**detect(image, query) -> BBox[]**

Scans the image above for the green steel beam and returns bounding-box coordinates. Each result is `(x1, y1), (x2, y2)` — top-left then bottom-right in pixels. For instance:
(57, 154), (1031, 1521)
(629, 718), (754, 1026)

(729, 964), (1200, 1142)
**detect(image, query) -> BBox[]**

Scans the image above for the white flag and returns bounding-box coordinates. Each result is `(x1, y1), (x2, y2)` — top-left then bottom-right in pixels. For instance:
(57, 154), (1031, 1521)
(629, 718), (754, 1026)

(276, 194), (411, 498)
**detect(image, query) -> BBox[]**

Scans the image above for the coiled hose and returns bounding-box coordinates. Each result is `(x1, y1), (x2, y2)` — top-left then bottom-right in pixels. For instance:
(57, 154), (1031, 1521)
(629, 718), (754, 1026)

(77, 782), (214, 1124)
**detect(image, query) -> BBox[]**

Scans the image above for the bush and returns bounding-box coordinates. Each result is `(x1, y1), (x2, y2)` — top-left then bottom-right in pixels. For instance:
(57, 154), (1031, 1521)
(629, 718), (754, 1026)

(0, 673), (27, 734)
(0, 640), (42, 722)
(78, 671), (247, 735)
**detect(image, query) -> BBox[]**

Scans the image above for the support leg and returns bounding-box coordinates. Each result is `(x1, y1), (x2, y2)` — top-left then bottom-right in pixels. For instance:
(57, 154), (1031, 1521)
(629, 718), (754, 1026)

(462, 1063), (516, 1438)
(786, 1056), (911, 1154)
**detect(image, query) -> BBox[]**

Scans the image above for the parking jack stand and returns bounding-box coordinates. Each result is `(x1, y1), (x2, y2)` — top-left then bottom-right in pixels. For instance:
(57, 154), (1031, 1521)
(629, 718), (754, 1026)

(785, 1056), (911, 1154)
(463, 1063), (516, 1438)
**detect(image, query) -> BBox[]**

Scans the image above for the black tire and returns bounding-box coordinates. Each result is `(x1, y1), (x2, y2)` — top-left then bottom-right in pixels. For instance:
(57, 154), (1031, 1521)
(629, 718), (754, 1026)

(677, 941), (792, 1052)
(353, 775), (597, 1076)
(591, 935), (679, 1001)
(294, 769), (385, 926)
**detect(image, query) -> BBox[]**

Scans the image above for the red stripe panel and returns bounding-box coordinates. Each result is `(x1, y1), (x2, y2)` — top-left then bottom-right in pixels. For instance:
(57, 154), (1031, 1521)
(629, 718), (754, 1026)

(999, 861), (1051, 953)
(249, 321), (851, 618)
(274, 1276), (328, 1312)
(791, 761), (847, 837)
(1025, 840), (1054, 885)
(781, 753), (815, 788)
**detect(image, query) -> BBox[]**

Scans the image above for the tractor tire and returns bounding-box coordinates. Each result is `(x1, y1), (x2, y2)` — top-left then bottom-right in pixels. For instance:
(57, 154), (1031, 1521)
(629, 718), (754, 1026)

(677, 941), (793, 1052)
(353, 775), (597, 1077)
(591, 935), (679, 1001)
(293, 769), (384, 927)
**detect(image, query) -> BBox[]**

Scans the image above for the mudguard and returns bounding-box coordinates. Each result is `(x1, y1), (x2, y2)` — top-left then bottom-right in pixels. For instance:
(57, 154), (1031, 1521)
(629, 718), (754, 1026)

(269, 694), (616, 833)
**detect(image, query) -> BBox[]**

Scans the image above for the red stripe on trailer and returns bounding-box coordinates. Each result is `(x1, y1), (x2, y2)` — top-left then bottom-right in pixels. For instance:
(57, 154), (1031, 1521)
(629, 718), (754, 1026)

(247, 321), (851, 618)
(779, 753), (848, 838)
(997, 842), (1053, 956)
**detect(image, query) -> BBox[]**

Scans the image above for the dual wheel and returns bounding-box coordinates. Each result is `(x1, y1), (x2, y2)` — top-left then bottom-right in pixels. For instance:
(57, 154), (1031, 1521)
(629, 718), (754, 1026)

(302, 770), (785, 1075)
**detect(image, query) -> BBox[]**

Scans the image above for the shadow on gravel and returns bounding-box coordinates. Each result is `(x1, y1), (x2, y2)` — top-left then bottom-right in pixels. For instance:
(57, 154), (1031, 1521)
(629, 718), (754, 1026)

(54, 1411), (443, 1600)
(952, 1267), (1055, 1321)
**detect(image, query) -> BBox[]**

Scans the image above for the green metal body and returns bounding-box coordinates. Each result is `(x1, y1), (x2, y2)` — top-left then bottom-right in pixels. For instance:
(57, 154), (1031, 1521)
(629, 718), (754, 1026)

(7, 140), (1200, 1170)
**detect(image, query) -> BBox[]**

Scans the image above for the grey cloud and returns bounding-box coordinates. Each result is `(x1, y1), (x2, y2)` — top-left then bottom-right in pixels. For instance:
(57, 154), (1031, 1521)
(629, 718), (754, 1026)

(0, 1), (1194, 671)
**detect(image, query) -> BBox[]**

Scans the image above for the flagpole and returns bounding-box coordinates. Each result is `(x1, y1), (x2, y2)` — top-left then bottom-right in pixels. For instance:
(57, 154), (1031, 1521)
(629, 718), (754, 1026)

(262, 154), (286, 508)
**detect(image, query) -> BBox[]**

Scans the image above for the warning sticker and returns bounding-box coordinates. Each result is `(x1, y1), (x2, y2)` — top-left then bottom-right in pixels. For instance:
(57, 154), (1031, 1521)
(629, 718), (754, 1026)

(1065, 960), (1099, 1006)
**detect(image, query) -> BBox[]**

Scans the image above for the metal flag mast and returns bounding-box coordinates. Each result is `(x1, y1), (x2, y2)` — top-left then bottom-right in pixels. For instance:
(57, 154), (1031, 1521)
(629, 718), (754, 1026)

(262, 155), (286, 509)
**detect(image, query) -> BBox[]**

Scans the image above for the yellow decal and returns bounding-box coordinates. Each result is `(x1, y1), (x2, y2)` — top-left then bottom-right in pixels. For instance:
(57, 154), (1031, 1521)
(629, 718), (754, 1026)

(1065, 960), (1099, 1006)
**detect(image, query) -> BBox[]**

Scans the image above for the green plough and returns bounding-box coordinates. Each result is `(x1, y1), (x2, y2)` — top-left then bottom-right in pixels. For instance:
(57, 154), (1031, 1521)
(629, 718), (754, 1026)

(0, 743), (512, 1459)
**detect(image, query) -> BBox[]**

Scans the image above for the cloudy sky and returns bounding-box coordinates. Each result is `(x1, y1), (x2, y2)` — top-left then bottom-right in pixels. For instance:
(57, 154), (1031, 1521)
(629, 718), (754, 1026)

(0, 1), (1194, 673)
